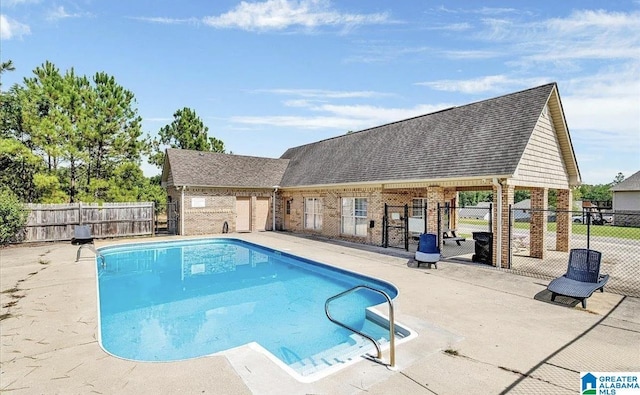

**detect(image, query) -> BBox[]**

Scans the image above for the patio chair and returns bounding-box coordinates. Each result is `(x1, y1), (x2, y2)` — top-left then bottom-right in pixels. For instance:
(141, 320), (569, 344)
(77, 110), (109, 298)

(546, 248), (609, 308)
(72, 225), (97, 262)
(415, 233), (440, 269)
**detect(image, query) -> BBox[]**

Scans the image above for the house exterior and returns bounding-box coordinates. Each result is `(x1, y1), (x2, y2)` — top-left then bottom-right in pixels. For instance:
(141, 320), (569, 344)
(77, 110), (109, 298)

(161, 150), (289, 235)
(611, 170), (640, 226)
(162, 82), (581, 268)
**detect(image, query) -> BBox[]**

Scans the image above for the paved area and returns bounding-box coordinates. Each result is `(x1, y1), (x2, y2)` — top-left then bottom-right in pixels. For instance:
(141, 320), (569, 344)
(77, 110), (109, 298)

(1, 232), (638, 394)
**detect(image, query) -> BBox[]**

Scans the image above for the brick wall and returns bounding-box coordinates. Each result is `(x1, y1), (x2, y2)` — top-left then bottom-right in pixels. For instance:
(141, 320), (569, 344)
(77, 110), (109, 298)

(279, 186), (442, 246)
(555, 189), (572, 252)
(172, 187), (275, 236)
(530, 187), (548, 259)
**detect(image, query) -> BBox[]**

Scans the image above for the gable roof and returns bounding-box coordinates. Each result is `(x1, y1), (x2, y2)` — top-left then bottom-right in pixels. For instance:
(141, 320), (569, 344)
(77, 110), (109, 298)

(163, 148), (289, 188)
(280, 83), (566, 187)
(611, 170), (640, 192)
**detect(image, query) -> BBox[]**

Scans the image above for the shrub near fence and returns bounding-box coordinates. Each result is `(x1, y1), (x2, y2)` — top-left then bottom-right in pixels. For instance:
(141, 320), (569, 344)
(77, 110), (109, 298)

(22, 202), (154, 242)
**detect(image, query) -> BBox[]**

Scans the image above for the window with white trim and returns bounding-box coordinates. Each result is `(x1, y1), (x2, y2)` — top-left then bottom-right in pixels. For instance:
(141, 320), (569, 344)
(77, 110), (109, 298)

(341, 197), (368, 236)
(412, 198), (427, 218)
(304, 197), (322, 230)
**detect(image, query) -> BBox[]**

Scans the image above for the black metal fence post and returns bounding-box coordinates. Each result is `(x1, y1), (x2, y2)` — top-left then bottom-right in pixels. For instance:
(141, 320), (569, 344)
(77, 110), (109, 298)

(404, 204), (409, 251)
(437, 203), (442, 246)
(383, 203), (388, 248)
(586, 211), (591, 250)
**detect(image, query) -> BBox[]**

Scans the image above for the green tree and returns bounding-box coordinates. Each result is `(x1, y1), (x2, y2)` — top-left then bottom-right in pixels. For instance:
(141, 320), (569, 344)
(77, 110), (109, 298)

(0, 188), (29, 244)
(85, 72), (145, 200)
(612, 172), (625, 186)
(0, 60), (16, 91)
(13, 61), (148, 203)
(149, 107), (225, 168)
(577, 184), (612, 202)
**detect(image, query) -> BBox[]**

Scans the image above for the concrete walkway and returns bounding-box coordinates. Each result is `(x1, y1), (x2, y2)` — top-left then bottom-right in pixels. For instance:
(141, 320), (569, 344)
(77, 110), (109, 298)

(1, 232), (638, 394)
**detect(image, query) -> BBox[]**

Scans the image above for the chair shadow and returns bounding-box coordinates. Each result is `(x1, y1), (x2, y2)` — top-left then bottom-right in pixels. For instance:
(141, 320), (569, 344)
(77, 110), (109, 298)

(534, 289), (580, 308)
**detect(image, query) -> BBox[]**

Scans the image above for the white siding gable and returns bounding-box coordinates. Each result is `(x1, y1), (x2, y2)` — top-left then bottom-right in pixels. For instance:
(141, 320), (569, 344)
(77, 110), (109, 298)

(512, 105), (571, 189)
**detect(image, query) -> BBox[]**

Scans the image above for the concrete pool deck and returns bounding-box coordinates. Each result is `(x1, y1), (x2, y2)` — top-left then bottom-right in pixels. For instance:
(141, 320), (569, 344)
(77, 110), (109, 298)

(1, 232), (638, 394)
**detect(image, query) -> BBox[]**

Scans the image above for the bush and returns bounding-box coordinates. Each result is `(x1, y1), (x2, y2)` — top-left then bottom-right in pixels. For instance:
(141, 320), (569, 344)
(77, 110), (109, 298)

(0, 188), (28, 244)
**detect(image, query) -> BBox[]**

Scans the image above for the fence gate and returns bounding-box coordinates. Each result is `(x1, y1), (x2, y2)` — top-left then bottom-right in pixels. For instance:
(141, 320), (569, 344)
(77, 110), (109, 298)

(166, 201), (178, 235)
(382, 204), (409, 250)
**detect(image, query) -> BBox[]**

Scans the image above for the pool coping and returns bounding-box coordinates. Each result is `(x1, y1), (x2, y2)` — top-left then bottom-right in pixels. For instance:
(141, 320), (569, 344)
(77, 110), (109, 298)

(1, 232), (638, 394)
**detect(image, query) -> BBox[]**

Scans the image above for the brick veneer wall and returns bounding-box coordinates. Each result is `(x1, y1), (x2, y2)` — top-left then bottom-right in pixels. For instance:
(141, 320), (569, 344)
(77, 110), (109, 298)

(555, 189), (572, 252)
(530, 187), (548, 259)
(498, 184), (514, 268)
(169, 187), (275, 236)
(279, 186), (443, 246)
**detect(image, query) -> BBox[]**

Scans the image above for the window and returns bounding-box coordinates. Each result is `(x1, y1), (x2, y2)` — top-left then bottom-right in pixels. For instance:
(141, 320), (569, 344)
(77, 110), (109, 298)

(412, 198), (427, 218)
(342, 198), (368, 236)
(304, 198), (322, 230)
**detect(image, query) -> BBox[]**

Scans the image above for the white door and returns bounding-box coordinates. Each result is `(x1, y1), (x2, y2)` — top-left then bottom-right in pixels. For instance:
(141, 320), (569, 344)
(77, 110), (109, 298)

(256, 197), (270, 231)
(236, 197), (251, 232)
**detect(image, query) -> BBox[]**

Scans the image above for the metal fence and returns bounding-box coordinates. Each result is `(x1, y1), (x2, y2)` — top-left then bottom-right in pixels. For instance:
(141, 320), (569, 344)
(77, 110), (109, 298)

(508, 209), (640, 297)
(434, 206), (640, 297)
(20, 202), (155, 242)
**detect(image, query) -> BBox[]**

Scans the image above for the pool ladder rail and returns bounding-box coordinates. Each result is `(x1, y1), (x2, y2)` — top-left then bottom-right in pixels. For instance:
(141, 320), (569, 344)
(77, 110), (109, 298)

(75, 244), (106, 268)
(324, 285), (396, 369)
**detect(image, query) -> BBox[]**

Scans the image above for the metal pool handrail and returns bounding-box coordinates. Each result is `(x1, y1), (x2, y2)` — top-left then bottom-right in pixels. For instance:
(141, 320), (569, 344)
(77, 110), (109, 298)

(324, 284), (396, 368)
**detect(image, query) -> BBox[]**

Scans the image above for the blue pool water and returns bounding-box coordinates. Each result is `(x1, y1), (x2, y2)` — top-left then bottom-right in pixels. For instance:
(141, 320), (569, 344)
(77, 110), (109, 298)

(96, 238), (405, 377)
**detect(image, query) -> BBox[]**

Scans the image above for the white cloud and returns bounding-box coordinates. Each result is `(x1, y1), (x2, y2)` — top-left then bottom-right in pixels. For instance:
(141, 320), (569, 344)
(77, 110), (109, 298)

(46, 6), (94, 22)
(255, 88), (390, 98)
(230, 102), (451, 130)
(128, 16), (198, 25)
(0, 14), (31, 40)
(441, 50), (500, 60)
(202, 0), (390, 31)
(415, 75), (551, 94)
(562, 66), (640, 144)
(144, 117), (174, 123)
(428, 22), (471, 31)
(479, 10), (640, 66)
(344, 43), (432, 63)
(2, 0), (40, 6)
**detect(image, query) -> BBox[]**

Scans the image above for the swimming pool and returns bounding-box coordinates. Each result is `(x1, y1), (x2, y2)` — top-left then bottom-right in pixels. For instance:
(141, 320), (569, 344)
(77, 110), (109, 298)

(96, 238), (413, 380)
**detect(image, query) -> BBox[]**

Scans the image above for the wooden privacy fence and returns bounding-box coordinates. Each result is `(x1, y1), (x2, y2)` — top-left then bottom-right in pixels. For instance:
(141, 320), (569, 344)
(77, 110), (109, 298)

(23, 202), (155, 242)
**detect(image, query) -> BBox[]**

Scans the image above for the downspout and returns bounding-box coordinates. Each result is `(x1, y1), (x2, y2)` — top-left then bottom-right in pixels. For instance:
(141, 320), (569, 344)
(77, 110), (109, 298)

(272, 186), (279, 231)
(492, 178), (502, 269)
(181, 185), (186, 236)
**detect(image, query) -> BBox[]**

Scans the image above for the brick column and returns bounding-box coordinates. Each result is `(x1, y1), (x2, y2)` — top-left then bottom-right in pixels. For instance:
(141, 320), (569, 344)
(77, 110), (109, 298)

(500, 184), (515, 268)
(555, 189), (572, 252)
(444, 188), (458, 229)
(530, 187), (548, 259)
(426, 187), (444, 242)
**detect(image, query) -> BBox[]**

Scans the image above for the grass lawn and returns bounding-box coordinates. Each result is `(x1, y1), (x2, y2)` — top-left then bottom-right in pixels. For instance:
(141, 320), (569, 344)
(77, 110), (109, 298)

(459, 219), (640, 240)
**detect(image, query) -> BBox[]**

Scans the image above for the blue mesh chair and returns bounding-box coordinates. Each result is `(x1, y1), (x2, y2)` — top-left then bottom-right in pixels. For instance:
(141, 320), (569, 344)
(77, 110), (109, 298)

(415, 233), (440, 269)
(547, 249), (608, 308)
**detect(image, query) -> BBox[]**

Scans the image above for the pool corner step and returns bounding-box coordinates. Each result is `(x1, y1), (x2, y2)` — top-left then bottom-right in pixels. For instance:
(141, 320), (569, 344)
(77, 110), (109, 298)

(289, 335), (387, 377)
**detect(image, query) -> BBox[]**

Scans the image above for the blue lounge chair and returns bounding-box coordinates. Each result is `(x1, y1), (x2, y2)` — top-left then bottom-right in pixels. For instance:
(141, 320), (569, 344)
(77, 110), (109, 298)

(547, 249), (609, 308)
(415, 233), (440, 269)
(72, 225), (97, 262)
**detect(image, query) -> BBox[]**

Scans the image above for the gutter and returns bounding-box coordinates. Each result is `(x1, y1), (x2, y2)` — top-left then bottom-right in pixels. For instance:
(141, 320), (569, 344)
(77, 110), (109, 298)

(181, 186), (185, 236)
(272, 185), (279, 231)
(492, 178), (502, 269)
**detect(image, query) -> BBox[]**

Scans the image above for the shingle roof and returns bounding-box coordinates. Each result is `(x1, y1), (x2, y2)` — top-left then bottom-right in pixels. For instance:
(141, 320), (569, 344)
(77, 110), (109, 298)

(280, 83), (557, 187)
(164, 149), (289, 188)
(611, 170), (640, 192)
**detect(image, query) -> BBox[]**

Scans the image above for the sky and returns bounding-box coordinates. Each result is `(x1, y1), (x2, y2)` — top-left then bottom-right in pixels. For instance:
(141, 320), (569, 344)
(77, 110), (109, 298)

(1, 0), (639, 185)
